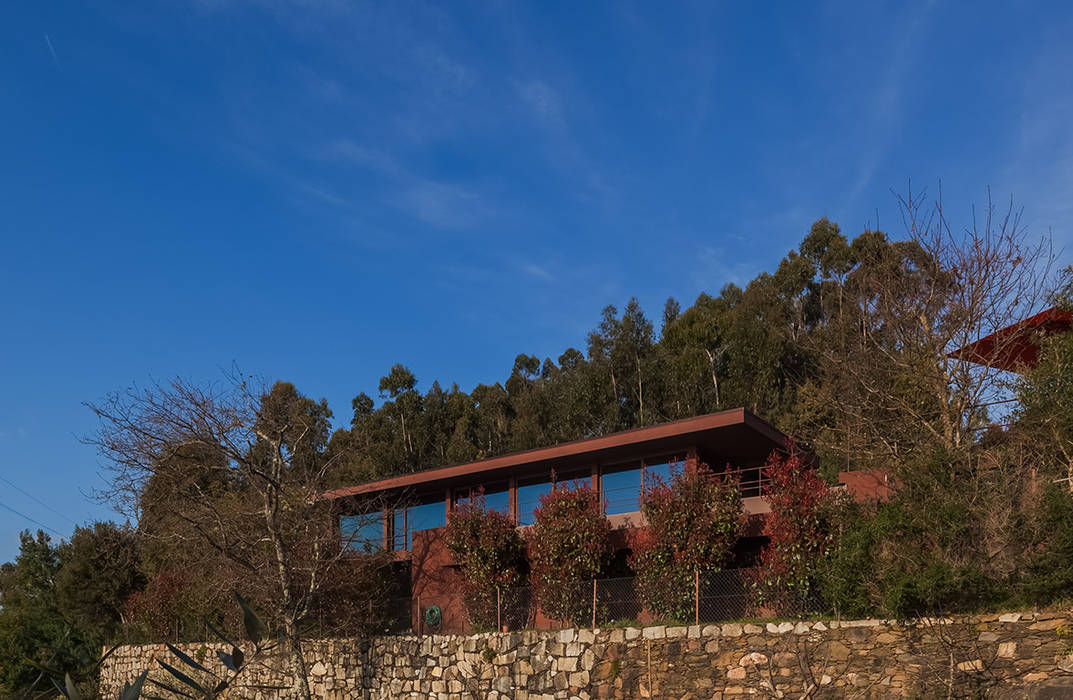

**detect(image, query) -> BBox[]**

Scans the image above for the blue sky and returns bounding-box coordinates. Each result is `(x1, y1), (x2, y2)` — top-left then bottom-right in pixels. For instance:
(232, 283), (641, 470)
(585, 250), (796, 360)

(2, 1), (1072, 562)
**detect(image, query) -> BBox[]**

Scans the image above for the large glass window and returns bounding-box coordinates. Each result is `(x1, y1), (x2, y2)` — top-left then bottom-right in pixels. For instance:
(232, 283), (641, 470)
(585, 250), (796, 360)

(642, 458), (683, 492)
(393, 498), (447, 550)
(602, 464), (642, 515)
(518, 470), (592, 526)
(339, 513), (383, 553)
(454, 484), (510, 515)
(517, 478), (553, 526)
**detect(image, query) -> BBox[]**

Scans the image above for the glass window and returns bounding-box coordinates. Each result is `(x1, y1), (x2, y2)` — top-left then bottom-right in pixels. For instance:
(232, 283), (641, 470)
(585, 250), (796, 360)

(340, 514), (383, 553)
(557, 470), (592, 490)
(602, 464), (642, 515)
(404, 500), (446, 550)
(454, 484), (510, 515)
(643, 459), (684, 492)
(392, 508), (407, 551)
(517, 480), (553, 526)
(391, 498), (448, 550)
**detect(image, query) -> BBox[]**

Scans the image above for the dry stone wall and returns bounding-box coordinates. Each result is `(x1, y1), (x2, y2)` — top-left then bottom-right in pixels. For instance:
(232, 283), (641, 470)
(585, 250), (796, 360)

(100, 611), (1073, 699)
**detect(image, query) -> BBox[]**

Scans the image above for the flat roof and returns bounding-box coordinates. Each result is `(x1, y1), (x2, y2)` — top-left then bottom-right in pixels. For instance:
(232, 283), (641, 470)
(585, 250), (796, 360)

(323, 408), (787, 501)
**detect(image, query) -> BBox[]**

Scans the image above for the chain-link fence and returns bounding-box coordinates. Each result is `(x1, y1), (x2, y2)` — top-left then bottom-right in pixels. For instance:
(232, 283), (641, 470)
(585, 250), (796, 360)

(394, 568), (829, 635)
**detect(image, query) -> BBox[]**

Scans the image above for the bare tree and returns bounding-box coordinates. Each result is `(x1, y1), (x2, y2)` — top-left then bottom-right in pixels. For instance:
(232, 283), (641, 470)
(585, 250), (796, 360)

(86, 373), (395, 700)
(807, 185), (1057, 470)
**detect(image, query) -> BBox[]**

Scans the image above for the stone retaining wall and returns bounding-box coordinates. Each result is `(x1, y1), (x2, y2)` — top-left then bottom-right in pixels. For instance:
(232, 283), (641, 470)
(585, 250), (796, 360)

(99, 610), (1073, 698)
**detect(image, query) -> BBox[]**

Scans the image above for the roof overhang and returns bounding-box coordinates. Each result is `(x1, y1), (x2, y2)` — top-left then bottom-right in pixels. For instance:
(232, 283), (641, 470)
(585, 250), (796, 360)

(322, 408), (787, 501)
(948, 307), (1072, 374)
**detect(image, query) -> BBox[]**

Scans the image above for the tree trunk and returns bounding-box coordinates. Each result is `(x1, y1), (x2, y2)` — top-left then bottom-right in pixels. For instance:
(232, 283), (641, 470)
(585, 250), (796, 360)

(265, 441), (313, 700)
(286, 617), (314, 700)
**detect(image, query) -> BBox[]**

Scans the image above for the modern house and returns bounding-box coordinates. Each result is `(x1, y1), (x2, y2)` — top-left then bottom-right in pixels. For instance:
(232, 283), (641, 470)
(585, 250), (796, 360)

(323, 408), (805, 632)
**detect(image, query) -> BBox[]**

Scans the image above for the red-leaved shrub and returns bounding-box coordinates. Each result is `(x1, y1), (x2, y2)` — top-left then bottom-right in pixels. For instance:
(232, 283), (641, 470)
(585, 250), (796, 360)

(445, 490), (527, 630)
(630, 461), (743, 621)
(749, 444), (833, 615)
(525, 482), (611, 625)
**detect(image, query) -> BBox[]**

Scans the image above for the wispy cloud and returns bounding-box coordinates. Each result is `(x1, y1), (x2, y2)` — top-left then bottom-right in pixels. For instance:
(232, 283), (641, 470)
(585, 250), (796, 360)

(318, 138), (495, 229)
(323, 139), (403, 176)
(1001, 35), (1073, 250)
(396, 181), (491, 229)
(44, 34), (62, 72)
(521, 262), (554, 281)
(841, 6), (935, 210)
(516, 80), (564, 126)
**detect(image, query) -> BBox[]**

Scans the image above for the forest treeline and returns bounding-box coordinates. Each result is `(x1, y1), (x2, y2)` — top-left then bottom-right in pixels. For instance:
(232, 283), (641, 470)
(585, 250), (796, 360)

(329, 216), (884, 486)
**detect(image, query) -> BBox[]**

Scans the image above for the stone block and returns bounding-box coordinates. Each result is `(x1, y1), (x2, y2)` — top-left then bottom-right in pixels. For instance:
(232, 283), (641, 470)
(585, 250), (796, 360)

(738, 652), (768, 667)
(568, 671), (589, 687)
(643, 626), (666, 640)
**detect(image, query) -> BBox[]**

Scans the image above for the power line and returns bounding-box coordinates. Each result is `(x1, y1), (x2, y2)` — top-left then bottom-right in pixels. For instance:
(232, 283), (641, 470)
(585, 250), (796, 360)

(0, 500), (62, 536)
(0, 474), (79, 526)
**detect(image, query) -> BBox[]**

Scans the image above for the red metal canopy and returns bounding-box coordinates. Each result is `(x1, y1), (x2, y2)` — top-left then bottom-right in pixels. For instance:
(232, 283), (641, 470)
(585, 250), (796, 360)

(948, 307), (1072, 373)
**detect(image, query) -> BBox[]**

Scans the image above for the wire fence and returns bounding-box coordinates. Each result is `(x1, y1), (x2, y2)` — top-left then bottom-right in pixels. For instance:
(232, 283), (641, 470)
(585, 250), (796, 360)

(121, 569), (827, 643)
(394, 569), (827, 636)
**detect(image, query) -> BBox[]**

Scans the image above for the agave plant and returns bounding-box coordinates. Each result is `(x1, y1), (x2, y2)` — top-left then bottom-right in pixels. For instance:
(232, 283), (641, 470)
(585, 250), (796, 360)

(49, 591), (280, 700)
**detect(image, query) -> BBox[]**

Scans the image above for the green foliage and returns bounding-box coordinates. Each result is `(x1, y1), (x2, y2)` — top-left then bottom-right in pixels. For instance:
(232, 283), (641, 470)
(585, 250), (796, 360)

(525, 484), (611, 626)
(629, 462), (743, 622)
(56, 522), (145, 642)
(1021, 485), (1073, 605)
(0, 530), (99, 697)
(445, 491), (526, 629)
(818, 450), (1003, 619)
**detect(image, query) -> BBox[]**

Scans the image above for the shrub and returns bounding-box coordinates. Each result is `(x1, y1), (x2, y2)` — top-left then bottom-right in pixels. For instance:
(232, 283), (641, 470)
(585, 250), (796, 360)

(629, 461), (743, 622)
(525, 482), (611, 625)
(750, 445), (834, 615)
(1021, 485), (1073, 605)
(446, 491), (526, 630)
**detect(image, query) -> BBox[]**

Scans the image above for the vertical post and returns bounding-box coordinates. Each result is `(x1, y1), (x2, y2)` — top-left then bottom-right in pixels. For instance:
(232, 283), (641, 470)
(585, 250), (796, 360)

(417, 595), (422, 636)
(509, 476), (518, 525)
(694, 569), (700, 626)
(592, 578), (597, 629)
(382, 507), (390, 551)
(497, 586), (502, 632)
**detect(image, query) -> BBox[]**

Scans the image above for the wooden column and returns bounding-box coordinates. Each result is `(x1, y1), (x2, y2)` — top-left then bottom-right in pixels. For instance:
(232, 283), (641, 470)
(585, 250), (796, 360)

(382, 508), (390, 551)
